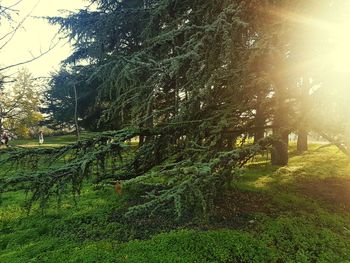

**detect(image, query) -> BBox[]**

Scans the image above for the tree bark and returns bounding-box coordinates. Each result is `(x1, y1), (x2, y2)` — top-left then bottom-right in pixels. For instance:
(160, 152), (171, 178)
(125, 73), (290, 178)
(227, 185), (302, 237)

(296, 77), (310, 153)
(144, 94), (154, 143)
(271, 130), (289, 165)
(297, 129), (308, 152)
(254, 94), (265, 143)
(73, 83), (80, 141)
(254, 124), (265, 143)
(271, 57), (289, 166)
(344, 96), (350, 152)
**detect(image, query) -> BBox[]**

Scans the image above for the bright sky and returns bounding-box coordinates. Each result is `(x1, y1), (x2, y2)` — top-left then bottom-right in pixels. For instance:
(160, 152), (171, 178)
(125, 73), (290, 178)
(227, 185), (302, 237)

(0, 0), (87, 78)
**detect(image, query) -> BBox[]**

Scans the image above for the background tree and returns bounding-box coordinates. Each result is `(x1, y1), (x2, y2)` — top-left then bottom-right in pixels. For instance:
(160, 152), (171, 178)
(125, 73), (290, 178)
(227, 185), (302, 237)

(1, 68), (43, 137)
(4, 0), (349, 221)
(0, 0), (59, 76)
(3, 0), (276, 219)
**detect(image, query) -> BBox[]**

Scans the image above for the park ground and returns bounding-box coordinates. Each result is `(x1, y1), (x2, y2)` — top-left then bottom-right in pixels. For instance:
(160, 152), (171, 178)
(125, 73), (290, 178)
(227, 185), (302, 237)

(1, 135), (350, 262)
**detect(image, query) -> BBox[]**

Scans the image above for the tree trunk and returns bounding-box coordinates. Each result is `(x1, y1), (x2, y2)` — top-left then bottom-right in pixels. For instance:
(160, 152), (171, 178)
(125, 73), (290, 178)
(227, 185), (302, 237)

(138, 135), (144, 147)
(254, 127), (265, 144)
(0, 107), (3, 130)
(271, 58), (289, 166)
(345, 122), (350, 153)
(344, 96), (350, 152)
(144, 95), (154, 143)
(271, 130), (289, 165)
(254, 100), (265, 143)
(297, 129), (308, 152)
(271, 92), (289, 165)
(297, 77), (310, 153)
(73, 84), (80, 141)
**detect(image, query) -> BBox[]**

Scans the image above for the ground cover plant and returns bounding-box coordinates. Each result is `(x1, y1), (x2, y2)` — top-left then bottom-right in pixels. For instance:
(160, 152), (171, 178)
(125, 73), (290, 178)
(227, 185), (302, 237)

(2, 0), (350, 262)
(2, 138), (350, 262)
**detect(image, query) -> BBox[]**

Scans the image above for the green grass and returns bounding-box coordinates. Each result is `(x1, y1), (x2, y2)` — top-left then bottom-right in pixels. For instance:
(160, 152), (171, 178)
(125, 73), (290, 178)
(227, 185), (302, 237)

(2, 140), (350, 262)
(8, 132), (96, 148)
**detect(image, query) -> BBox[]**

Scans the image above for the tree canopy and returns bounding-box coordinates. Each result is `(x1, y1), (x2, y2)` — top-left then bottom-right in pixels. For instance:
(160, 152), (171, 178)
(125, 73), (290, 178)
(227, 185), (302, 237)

(3, 0), (350, 221)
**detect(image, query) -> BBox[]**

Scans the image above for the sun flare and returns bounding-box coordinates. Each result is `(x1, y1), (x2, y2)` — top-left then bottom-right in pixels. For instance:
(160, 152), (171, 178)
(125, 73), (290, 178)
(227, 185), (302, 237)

(297, 1), (350, 102)
(328, 6), (350, 73)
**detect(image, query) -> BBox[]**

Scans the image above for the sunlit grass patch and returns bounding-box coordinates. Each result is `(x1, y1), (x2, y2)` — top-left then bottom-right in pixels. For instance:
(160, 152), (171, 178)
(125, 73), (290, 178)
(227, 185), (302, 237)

(2, 138), (350, 262)
(240, 144), (349, 191)
(12, 143), (68, 148)
(9, 132), (96, 148)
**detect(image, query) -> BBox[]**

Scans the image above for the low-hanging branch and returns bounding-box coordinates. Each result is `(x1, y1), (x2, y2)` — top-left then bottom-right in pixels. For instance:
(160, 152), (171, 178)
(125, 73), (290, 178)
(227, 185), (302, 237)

(1, 124), (274, 219)
(1, 0), (290, 221)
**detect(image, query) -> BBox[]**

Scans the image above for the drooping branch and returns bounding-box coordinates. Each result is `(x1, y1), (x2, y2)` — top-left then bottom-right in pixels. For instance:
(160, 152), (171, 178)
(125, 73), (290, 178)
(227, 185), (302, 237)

(317, 130), (349, 156)
(1, 123), (274, 219)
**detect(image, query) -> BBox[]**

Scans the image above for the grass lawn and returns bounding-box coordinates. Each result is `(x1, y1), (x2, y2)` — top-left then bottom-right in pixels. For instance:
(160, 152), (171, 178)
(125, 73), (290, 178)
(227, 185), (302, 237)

(1, 139), (350, 262)
(8, 132), (96, 148)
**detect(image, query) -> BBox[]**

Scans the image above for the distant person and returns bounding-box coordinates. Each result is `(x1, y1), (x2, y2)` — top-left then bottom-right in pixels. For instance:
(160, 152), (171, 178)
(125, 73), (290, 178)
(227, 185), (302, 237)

(1, 131), (9, 147)
(39, 131), (44, 145)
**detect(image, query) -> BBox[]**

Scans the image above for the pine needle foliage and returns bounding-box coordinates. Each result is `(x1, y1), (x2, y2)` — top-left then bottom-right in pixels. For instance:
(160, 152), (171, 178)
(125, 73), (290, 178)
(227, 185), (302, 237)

(1, 127), (273, 220)
(2, 0), (288, 220)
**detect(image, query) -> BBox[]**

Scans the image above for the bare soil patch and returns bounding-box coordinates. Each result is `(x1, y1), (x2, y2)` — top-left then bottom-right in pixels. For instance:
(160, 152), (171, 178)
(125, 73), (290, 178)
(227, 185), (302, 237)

(296, 177), (350, 212)
(212, 190), (273, 228)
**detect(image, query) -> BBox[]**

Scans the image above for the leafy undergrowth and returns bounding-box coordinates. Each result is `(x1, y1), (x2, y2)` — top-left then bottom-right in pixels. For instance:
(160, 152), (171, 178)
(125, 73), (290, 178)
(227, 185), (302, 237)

(2, 142), (350, 262)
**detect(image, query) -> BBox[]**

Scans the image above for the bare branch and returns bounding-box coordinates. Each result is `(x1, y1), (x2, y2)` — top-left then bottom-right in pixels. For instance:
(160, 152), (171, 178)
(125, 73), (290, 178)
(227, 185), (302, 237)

(0, 0), (41, 51)
(0, 34), (60, 72)
(317, 130), (349, 156)
(0, 0), (23, 28)
(1, 74), (50, 84)
(0, 0), (24, 15)
(0, 29), (16, 42)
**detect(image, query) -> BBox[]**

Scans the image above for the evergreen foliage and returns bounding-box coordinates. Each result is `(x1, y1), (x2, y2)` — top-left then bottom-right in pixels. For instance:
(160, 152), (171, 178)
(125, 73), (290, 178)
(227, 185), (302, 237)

(0, 125), (273, 220)
(2, 0), (337, 219)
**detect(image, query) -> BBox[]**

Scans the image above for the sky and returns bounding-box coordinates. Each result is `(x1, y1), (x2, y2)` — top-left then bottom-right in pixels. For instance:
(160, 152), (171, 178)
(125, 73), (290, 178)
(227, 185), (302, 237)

(0, 0), (88, 78)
